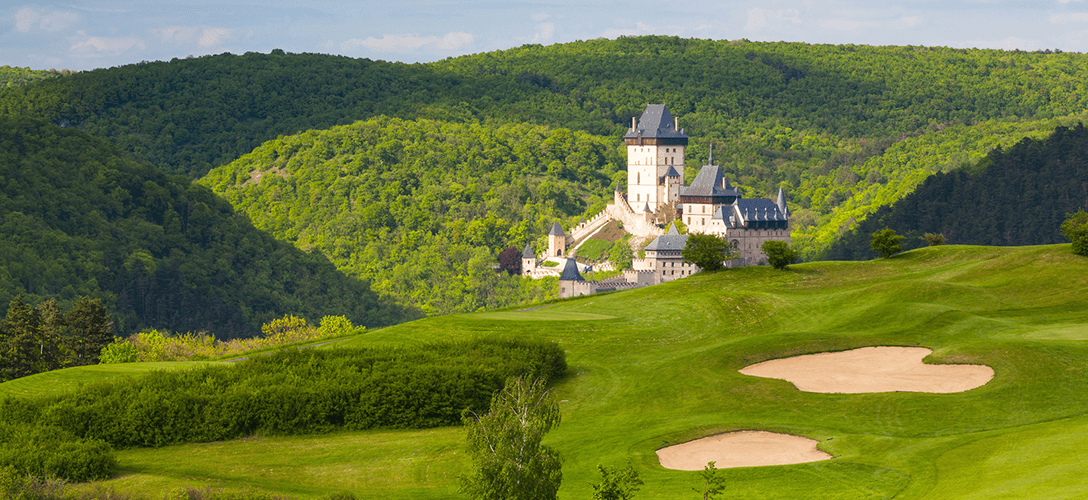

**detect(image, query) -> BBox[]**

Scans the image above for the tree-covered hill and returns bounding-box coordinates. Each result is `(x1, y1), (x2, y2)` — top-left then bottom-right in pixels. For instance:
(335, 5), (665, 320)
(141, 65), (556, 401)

(823, 123), (1088, 260)
(199, 117), (618, 314)
(0, 65), (71, 88)
(4, 37), (1088, 258)
(0, 115), (407, 338)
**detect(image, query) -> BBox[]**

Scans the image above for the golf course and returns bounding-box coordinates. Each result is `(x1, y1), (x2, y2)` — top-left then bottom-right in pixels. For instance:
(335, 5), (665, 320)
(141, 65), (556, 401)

(6, 243), (1088, 499)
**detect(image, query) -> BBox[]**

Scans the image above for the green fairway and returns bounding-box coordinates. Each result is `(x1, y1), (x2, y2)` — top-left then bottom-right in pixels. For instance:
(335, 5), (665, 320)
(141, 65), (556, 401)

(52, 244), (1088, 498)
(0, 361), (221, 399)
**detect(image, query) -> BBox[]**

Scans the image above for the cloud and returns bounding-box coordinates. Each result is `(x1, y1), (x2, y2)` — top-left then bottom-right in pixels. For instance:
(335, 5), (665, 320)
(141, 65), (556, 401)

(745, 8), (802, 32)
(342, 31), (475, 52)
(1051, 12), (1088, 23)
(820, 19), (865, 31)
(156, 26), (234, 48)
(531, 22), (555, 43)
(14, 7), (80, 33)
(70, 36), (145, 55)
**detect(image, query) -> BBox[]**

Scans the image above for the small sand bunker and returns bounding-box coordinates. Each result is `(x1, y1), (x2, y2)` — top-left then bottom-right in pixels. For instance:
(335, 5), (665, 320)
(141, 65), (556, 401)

(739, 346), (993, 393)
(656, 431), (832, 470)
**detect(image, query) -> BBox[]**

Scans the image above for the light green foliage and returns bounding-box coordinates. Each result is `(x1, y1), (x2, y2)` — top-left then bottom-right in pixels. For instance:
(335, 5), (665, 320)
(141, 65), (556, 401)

(98, 338), (138, 364)
(591, 462), (643, 500)
(760, 240), (799, 270)
(694, 462), (727, 500)
(575, 239), (613, 261)
(1061, 209), (1088, 256)
(462, 376), (562, 500)
(681, 234), (738, 272)
(608, 236), (634, 270)
(319, 315), (357, 336)
(870, 228), (905, 258)
(923, 233), (946, 246)
(0, 66), (70, 87)
(202, 117), (619, 315)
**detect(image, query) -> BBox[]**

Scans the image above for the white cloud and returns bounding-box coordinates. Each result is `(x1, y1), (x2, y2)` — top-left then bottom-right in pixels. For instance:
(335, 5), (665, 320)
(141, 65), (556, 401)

(198, 27), (231, 47)
(155, 26), (234, 48)
(1051, 12), (1088, 23)
(745, 8), (802, 32)
(70, 36), (145, 55)
(14, 7), (80, 33)
(342, 31), (474, 52)
(531, 22), (555, 43)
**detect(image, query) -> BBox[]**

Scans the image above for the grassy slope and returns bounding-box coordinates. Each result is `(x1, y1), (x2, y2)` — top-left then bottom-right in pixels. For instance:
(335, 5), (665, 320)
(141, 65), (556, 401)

(55, 244), (1088, 499)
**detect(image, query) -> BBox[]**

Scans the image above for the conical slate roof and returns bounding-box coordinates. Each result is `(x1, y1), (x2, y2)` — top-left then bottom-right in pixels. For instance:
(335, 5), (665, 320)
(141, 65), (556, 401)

(644, 223), (689, 251)
(558, 258), (584, 281)
(548, 222), (565, 236)
(623, 104), (689, 140)
(664, 165), (681, 178)
(681, 165), (741, 199)
(522, 244), (535, 259)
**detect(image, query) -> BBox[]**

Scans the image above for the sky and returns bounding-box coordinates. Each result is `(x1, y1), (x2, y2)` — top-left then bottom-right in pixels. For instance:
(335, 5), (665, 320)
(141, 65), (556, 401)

(4, 1), (1088, 71)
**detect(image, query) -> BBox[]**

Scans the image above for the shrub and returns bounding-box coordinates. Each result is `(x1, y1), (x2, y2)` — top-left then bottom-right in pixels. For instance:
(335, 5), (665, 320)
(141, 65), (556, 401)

(922, 233), (945, 246)
(761, 240), (799, 270)
(1062, 209), (1088, 256)
(870, 228), (905, 258)
(98, 338), (138, 364)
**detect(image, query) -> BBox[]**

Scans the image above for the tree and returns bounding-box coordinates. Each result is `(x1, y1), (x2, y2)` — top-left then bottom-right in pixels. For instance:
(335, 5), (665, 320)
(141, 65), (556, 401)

(497, 246), (522, 276)
(591, 462), (643, 500)
(870, 228), (905, 258)
(761, 240), (799, 270)
(64, 297), (114, 365)
(693, 461), (727, 500)
(681, 233), (739, 272)
(1062, 209), (1088, 256)
(609, 237), (634, 270)
(461, 376), (562, 500)
(922, 233), (945, 246)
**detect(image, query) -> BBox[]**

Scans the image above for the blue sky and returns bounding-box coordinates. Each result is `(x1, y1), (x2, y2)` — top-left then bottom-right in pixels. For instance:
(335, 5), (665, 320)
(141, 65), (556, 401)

(4, 1), (1088, 71)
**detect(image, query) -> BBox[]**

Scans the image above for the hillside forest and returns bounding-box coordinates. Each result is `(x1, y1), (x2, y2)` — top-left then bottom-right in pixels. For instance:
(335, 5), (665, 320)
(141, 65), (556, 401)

(3, 36), (1088, 323)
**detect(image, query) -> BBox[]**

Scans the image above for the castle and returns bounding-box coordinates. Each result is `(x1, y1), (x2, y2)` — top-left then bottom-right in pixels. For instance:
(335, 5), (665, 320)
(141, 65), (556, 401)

(521, 104), (791, 297)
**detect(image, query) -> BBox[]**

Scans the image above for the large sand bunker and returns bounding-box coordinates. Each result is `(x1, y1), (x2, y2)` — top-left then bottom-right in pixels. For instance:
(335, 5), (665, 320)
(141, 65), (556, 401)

(656, 431), (832, 470)
(739, 346), (994, 393)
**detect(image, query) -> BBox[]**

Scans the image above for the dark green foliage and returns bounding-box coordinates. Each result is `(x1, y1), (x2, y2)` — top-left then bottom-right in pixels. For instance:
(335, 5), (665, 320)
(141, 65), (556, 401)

(1062, 209), (1088, 256)
(201, 117), (615, 314)
(682, 234), (739, 272)
(761, 240), (799, 270)
(0, 423), (116, 483)
(0, 339), (566, 450)
(825, 124), (1088, 260)
(461, 376), (562, 500)
(870, 228), (905, 258)
(0, 115), (406, 338)
(0, 296), (113, 382)
(591, 462), (643, 500)
(923, 233), (946, 246)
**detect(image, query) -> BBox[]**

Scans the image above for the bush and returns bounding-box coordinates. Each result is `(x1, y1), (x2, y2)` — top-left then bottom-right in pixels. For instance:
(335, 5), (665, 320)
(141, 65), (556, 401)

(681, 233), (739, 272)
(870, 228), (905, 258)
(922, 233), (945, 246)
(98, 338), (138, 364)
(0, 423), (116, 482)
(761, 240), (799, 270)
(1062, 209), (1088, 256)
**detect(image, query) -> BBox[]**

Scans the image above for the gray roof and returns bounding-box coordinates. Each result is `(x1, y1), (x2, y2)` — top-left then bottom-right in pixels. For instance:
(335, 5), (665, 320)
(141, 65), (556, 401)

(680, 165), (741, 198)
(522, 244), (535, 259)
(558, 258), (584, 281)
(735, 198), (788, 222)
(663, 165), (681, 178)
(548, 222), (565, 236)
(623, 104), (689, 140)
(644, 223), (689, 251)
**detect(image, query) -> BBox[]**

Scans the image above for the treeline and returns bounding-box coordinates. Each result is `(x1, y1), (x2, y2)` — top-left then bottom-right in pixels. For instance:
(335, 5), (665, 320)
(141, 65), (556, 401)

(0, 115), (409, 338)
(200, 117), (607, 314)
(0, 65), (72, 88)
(4, 38), (1088, 258)
(823, 123), (1088, 260)
(0, 338), (566, 481)
(0, 296), (112, 382)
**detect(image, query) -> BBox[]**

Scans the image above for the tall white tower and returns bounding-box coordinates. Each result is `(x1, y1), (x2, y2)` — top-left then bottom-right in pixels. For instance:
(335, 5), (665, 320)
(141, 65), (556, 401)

(624, 104), (688, 212)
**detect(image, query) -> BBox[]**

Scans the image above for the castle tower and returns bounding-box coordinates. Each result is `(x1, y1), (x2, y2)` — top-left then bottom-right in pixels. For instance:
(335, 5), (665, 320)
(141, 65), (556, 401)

(548, 222), (567, 257)
(521, 244), (537, 276)
(624, 104), (689, 212)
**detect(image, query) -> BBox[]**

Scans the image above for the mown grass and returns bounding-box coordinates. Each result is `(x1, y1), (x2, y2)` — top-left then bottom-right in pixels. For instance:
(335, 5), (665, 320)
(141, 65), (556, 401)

(32, 244), (1088, 498)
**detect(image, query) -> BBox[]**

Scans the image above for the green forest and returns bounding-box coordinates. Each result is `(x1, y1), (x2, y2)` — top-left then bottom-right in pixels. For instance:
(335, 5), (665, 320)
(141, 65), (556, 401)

(0, 115), (407, 338)
(3, 36), (1088, 331)
(0, 65), (71, 88)
(824, 124), (1088, 260)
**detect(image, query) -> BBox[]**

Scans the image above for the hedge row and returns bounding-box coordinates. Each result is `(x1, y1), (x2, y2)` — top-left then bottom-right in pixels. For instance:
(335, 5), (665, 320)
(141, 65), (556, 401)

(0, 338), (566, 480)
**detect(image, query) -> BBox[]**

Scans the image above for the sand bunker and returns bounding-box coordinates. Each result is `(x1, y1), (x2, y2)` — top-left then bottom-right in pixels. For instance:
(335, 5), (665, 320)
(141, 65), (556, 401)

(739, 346), (993, 393)
(656, 431), (832, 470)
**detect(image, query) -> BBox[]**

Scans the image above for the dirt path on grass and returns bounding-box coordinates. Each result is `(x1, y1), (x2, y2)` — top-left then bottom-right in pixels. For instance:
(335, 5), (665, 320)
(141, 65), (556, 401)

(656, 431), (832, 470)
(739, 346), (994, 393)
